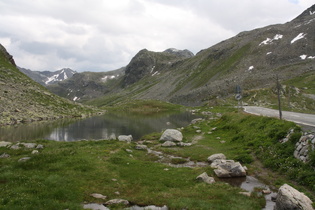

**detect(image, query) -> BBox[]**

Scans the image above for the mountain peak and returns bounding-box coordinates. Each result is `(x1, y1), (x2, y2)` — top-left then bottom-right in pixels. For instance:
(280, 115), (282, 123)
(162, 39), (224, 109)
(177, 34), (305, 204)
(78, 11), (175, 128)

(163, 48), (194, 58)
(293, 4), (315, 22)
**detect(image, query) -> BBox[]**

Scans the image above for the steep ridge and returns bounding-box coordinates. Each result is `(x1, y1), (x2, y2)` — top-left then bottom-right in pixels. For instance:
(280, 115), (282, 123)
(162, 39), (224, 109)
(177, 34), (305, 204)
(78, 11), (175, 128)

(123, 48), (194, 86)
(106, 4), (315, 106)
(43, 5), (315, 107)
(0, 44), (94, 125)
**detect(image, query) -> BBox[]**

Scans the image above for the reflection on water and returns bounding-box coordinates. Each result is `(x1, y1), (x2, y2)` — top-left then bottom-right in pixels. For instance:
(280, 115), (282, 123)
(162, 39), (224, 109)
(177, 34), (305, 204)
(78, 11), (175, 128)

(1, 111), (198, 142)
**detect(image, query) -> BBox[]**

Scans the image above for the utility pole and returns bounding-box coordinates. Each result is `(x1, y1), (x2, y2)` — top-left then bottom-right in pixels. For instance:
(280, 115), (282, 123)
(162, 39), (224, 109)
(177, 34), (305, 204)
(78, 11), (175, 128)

(276, 74), (282, 120)
(235, 85), (242, 112)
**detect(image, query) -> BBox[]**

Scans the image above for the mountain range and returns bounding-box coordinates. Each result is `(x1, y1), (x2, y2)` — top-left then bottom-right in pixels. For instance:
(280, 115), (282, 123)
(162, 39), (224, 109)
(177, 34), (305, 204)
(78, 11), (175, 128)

(43, 4), (315, 107)
(3, 4), (315, 112)
(18, 67), (77, 86)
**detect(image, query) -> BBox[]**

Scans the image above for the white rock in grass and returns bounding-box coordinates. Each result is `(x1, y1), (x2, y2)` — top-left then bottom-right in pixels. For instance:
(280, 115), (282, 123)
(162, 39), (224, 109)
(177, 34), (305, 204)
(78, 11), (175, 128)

(90, 193), (107, 200)
(207, 153), (226, 163)
(105, 199), (129, 206)
(159, 129), (183, 142)
(196, 172), (215, 184)
(161, 141), (176, 147)
(118, 135), (133, 142)
(0, 141), (12, 147)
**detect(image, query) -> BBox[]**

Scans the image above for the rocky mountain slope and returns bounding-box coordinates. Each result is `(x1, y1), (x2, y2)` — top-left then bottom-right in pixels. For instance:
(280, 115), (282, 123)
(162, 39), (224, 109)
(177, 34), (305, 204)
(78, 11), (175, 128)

(47, 48), (192, 102)
(0, 44), (95, 126)
(47, 5), (315, 107)
(47, 68), (125, 102)
(18, 67), (77, 86)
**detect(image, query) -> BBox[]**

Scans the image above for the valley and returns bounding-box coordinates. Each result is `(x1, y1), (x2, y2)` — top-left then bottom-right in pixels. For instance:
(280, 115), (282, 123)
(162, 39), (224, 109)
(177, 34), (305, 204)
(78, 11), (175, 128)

(1, 4), (315, 210)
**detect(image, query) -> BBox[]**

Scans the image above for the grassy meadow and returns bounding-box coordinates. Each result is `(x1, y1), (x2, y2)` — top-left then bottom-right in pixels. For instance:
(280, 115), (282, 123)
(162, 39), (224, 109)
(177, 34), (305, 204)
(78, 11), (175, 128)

(1, 105), (314, 209)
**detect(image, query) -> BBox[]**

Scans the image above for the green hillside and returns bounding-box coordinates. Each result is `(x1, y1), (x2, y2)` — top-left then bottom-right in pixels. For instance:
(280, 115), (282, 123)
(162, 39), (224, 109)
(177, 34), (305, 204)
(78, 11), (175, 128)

(0, 44), (96, 126)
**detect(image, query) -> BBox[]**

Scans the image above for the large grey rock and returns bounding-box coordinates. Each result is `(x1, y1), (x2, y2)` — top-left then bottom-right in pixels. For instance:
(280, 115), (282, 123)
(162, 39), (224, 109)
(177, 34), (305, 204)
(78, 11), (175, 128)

(196, 172), (215, 184)
(118, 135), (133, 142)
(207, 153), (226, 163)
(211, 159), (246, 178)
(274, 184), (313, 210)
(159, 129), (183, 142)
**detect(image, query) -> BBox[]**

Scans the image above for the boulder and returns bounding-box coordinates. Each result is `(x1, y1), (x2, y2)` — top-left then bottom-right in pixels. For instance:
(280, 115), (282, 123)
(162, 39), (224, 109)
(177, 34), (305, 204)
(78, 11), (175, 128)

(135, 144), (148, 150)
(18, 157), (31, 162)
(159, 129), (183, 142)
(0, 153), (10, 158)
(0, 141), (12, 147)
(21, 143), (37, 149)
(207, 153), (226, 163)
(105, 199), (129, 206)
(196, 172), (215, 184)
(129, 205), (168, 210)
(177, 142), (192, 147)
(10, 145), (20, 150)
(31, 150), (39, 154)
(161, 141), (176, 147)
(211, 159), (246, 178)
(36, 144), (44, 149)
(274, 184), (313, 210)
(191, 118), (204, 124)
(118, 135), (133, 142)
(90, 193), (107, 200)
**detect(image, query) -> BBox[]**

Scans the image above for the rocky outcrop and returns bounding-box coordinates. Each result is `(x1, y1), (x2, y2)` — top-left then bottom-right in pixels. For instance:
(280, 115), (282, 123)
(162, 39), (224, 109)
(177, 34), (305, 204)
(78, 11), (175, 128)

(163, 48), (194, 59)
(274, 184), (313, 210)
(294, 133), (315, 162)
(0, 43), (16, 66)
(209, 153), (246, 178)
(159, 129), (183, 142)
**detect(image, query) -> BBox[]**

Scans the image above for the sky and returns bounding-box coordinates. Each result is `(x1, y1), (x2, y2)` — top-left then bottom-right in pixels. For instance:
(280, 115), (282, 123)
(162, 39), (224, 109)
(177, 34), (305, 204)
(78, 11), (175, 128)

(0, 0), (314, 72)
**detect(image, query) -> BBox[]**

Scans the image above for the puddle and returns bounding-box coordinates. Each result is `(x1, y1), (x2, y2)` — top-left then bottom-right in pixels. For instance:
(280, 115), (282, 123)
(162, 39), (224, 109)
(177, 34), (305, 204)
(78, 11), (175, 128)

(220, 176), (276, 210)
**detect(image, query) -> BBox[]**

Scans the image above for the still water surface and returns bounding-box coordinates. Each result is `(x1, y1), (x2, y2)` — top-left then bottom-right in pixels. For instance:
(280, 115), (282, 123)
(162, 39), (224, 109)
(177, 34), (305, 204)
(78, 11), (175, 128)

(1, 111), (198, 142)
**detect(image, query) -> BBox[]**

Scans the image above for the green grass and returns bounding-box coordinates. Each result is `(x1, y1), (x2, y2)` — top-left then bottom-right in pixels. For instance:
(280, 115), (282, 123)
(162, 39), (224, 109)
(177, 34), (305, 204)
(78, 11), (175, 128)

(1, 106), (314, 209)
(0, 138), (264, 209)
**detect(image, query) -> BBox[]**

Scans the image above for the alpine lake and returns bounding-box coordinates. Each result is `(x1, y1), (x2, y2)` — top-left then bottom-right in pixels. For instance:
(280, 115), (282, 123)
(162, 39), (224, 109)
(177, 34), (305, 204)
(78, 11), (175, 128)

(0, 111), (199, 142)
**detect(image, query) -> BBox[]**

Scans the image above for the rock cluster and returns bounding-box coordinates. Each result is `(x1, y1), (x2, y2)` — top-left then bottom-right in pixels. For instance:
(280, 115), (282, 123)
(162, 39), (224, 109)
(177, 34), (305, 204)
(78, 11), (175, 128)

(0, 141), (44, 162)
(208, 153), (247, 178)
(294, 133), (315, 162)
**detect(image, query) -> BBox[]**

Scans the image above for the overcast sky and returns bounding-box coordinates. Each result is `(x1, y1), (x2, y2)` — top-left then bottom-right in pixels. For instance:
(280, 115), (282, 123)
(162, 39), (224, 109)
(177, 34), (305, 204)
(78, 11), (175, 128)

(0, 0), (314, 72)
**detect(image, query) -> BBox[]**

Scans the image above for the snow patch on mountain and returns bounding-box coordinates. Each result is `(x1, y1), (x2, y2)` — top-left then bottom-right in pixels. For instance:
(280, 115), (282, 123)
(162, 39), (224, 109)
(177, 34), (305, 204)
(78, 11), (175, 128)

(44, 68), (77, 85)
(291, 33), (306, 44)
(248, 66), (254, 71)
(259, 34), (283, 46)
(300, 55), (315, 60)
(101, 74), (119, 82)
